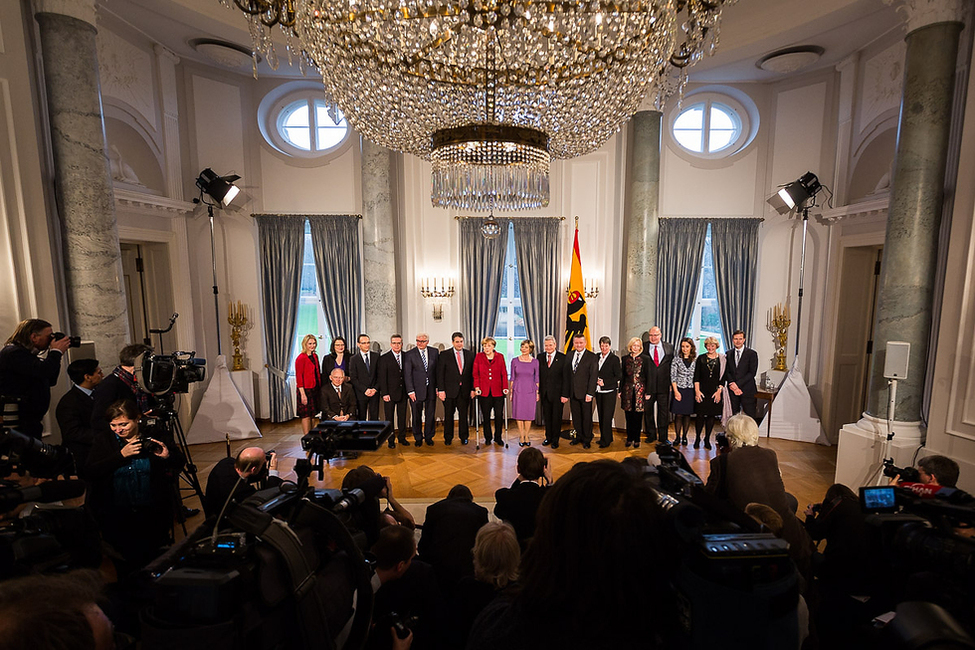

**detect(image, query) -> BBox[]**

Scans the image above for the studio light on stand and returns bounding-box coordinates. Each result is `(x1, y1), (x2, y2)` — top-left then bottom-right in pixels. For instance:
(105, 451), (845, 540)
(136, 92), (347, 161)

(195, 168), (241, 356)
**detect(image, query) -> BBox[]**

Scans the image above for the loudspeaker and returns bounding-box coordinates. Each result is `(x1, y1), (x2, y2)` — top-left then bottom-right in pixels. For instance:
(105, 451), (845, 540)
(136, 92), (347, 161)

(884, 341), (910, 380)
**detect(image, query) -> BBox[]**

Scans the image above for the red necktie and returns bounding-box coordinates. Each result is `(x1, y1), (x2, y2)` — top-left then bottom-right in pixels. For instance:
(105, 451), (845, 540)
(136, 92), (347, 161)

(456, 349), (463, 372)
(548, 354), (553, 368)
(654, 346), (659, 366)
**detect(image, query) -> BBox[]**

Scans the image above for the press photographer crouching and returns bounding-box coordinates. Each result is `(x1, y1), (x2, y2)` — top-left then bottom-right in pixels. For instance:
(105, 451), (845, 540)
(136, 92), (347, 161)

(0, 318), (73, 438)
(202, 447), (281, 518)
(85, 399), (184, 575)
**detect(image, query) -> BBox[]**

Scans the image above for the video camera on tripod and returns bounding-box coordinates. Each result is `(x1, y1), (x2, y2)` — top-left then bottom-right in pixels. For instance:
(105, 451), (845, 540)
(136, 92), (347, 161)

(136, 350), (206, 397)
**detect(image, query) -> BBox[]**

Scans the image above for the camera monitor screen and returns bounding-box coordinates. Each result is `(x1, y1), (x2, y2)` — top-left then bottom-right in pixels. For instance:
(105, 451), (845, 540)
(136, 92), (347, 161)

(860, 485), (897, 513)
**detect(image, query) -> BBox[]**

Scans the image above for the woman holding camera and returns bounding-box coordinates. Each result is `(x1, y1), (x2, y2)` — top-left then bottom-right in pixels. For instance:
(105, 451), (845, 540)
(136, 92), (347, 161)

(86, 399), (183, 573)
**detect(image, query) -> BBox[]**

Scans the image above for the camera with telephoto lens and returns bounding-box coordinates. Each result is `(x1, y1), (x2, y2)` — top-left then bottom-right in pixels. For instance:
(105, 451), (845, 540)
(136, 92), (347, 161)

(51, 332), (81, 348)
(882, 459), (921, 483)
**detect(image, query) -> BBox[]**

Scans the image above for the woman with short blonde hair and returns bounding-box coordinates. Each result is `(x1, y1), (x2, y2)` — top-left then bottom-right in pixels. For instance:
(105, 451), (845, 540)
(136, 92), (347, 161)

(473, 521), (521, 588)
(693, 336), (725, 449)
(295, 334), (321, 434)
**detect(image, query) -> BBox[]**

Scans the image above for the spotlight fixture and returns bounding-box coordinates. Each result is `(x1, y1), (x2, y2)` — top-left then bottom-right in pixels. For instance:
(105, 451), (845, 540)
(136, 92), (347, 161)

(196, 168), (241, 206)
(768, 171), (822, 214)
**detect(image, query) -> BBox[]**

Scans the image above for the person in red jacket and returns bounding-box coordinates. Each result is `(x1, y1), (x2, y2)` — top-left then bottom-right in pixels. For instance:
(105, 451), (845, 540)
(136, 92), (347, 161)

(473, 336), (509, 446)
(295, 334), (321, 434)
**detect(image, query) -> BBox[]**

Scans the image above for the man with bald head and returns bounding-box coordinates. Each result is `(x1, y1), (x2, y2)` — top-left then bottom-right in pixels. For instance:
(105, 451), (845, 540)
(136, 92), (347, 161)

(203, 446), (280, 517)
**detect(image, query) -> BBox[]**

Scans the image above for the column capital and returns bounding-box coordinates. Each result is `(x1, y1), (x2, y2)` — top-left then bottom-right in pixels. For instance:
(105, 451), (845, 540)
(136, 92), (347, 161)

(883, 0), (968, 35)
(34, 0), (97, 27)
(835, 52), (860, 74)
(153, 43), (180, 65)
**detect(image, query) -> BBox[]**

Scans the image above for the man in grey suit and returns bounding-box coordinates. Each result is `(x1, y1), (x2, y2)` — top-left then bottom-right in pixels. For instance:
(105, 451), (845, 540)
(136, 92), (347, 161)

(561, 334), (598, 449)
(404, 333), (439, 446)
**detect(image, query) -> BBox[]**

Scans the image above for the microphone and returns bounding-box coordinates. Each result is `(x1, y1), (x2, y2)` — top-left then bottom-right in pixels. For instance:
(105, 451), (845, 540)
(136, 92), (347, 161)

(0, 479), (86, 511)
(333, 474), (386, 512)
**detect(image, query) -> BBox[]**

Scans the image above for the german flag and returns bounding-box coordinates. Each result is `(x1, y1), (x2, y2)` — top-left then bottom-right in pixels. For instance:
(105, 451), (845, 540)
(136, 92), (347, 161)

(563, 222), (591, 352)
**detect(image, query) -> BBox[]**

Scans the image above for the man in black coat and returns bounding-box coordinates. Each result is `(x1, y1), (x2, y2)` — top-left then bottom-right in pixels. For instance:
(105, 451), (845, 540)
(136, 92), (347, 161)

(724, 329), (759, 419)
(90, 343), (153, 436)
(537, 335), (566, 448)
(203, 446), (280, 517)
(349, 333), (381, 421)
(494, 447), (552, 547)
(322, 368), (357, 420)
(404, 333), (439, 446)
(435, 332), (475, 445)
(561, 334), (598, 448)
(378, 334), (409, 448)
(417, 484), (488, 593)
(55, 358), (104, 474)
(0, 318), (71, 438)
(642, 326), (675, 443)
(595, 337), (622, 448)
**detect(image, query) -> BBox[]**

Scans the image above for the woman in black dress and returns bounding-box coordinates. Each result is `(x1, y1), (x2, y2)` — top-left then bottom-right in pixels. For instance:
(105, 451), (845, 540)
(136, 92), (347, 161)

(669, 337), (696, 446)
(320, 336), (350, 382)
(620, 337), (649, 448)
(693, 336), (725, 450)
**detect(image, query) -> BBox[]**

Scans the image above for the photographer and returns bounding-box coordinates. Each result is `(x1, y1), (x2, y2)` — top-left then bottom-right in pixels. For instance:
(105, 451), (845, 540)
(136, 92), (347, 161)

(55, 358), (104, 475)
(493, 447), (553, 549)
(85, 399), (183, 574)
(890, 455), (960, 492)
(203, 446), (281, 517)
(342, 466), (415, 547)
(90, 344), (154, 437)
(0, 318), (71, 438)
(370, 525), (440, 650)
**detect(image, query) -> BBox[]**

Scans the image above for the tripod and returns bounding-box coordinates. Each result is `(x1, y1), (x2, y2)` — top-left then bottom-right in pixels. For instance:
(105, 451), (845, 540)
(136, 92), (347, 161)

(152, 394), (205, 532)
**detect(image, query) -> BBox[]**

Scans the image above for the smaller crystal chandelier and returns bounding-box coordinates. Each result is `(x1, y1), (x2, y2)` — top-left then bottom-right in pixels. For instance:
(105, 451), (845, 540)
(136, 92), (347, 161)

(480, 215), (504, 240)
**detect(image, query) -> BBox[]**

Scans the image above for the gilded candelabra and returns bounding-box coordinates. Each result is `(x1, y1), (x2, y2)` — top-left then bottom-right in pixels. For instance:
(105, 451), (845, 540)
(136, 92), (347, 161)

(228, 300), (249, 371)
(767, 303), (791, 372)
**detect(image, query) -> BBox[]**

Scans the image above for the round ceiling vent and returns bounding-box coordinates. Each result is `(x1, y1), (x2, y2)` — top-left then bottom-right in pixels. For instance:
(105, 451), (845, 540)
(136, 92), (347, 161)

(189, 38), (258, 70)
(757, 46), (825, 74)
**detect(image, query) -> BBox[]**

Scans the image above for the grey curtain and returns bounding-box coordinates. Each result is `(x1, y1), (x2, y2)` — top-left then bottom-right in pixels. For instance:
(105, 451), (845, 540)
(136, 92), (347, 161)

(460, 218), (509, 348)
(711, 218), (761, 348)
(255, 214), (306, 422)
(513, 218), (563, 346)
(308, 215), (363, 342)
(657, 218), (708, 344)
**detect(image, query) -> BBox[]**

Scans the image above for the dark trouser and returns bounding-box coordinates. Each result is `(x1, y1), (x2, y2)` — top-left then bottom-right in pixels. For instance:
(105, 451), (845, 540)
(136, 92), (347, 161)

(384, 397), (408, 441)
(355, 393), (381, 421)
(644, 392), (670, 442)
(595, 391), (617, 444)
(479, 395), (505, 443)
(624, 410), (643, 443)
(410, 394), (437, 442)
(569, 397), (594, 443)
(442, 395), (470, 442)
(729, 391), (757, 419)
(540, 395), (563, 446)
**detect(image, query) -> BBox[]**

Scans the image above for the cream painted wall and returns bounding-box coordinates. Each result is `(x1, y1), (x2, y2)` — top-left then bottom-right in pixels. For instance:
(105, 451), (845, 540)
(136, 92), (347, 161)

(660, 149), (759, 217)
(258, 146), (358, 214)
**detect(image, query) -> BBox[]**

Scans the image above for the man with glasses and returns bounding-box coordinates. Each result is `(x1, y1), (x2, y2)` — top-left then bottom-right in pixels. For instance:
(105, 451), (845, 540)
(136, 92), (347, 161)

(404, 333), (439, 446)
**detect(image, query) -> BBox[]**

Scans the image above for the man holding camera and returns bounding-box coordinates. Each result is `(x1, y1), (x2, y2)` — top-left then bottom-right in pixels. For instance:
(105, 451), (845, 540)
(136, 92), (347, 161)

(203, 447), (280, 517)
(90, 343), (153, 436)
(890, 455), (960, 492)
(0, 319), (72, 438)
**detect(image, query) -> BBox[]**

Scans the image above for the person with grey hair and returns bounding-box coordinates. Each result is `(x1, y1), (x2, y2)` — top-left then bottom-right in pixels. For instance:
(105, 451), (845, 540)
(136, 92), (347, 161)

(537, 335), (567, 448)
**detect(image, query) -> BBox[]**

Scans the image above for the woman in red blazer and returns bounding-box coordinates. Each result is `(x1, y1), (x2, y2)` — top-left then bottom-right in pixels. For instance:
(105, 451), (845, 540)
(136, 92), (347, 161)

(295, 334), (321, 434)
(474, 336), (509, 446)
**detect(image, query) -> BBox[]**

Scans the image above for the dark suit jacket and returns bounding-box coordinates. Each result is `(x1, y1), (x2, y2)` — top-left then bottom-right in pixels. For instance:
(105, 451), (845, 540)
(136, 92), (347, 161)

(55, 385), (95, 471)
(377, 351), (406, 402)
(418, 496), (488, 589)
(642, 340), (675, 394)
(348, 351), (381, 398)
(90, 373), (140, 435)
(321, 383), (357, 419)
(562, 349), (598, 400)
(597, 352), (622, 391)
(724, 346), (759, 396)
(404, 346), (439, 401)
(537, 350), (566, 400)
(0, 344), (63, 435)
(494, 479), (549, 546)
(435, 348), (475, 399)
(203, 456), (283, 517)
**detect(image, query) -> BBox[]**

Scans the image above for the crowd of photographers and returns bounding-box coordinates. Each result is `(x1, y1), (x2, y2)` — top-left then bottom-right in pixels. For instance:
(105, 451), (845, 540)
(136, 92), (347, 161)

(1, 317), (973, 650)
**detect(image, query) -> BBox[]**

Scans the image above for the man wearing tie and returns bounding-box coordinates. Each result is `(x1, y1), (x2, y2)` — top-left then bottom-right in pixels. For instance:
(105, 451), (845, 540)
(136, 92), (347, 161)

(378, 334), (409, 448)
(537, 335), (566, 448)
(561, 334), (598, 448)
(642, 326), (674, 443)
(322, 368), (357, 421)
(404, 333), (439, 446)
(724, 329), (759, 418)
(55, 358), (104, 475)
(436, 332), (475, 445)
(349, 333), (381, 421)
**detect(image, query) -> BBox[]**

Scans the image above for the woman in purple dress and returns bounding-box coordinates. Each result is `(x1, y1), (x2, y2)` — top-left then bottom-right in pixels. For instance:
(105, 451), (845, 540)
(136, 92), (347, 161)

(510, 340), (540, 447)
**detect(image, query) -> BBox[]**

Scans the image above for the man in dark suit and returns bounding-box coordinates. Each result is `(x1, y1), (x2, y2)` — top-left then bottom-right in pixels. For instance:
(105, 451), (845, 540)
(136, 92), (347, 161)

(561, 334), (598, 448)
(404, 333), (439, 446)
(642, 326), (675, 443)
(537, 335), (566, 448)
(378, 334), (409, 448)
(90, 343), (154, 436)
(724, 329), (759, 418)
(417, 484), (488, 593)
(348, 333), (381, 421)
(595, 337), (622, 448)
(55, 358), (103, 474)
(203, 446), (280, 517)
(494, 447), (552, 547)
(321, 368), (357, 420)
(436, 332), (475, 445)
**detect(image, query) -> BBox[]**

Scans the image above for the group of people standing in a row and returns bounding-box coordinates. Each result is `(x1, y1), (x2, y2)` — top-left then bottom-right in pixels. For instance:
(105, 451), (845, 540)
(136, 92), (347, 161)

(293, 326), (760, 449)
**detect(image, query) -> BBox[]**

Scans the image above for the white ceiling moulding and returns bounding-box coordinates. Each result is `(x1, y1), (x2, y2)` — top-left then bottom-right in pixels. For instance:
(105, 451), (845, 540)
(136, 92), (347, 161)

(813, 195), (889, 224)
(114, 188), (196, 217)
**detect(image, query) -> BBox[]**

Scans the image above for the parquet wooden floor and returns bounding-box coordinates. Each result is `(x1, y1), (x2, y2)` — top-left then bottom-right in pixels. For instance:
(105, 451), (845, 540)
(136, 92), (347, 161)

(179, 419), (837, 526)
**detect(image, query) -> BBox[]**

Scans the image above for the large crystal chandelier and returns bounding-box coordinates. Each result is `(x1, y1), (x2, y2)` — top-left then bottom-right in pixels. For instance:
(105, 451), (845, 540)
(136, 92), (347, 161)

(224, 0), (735, 211)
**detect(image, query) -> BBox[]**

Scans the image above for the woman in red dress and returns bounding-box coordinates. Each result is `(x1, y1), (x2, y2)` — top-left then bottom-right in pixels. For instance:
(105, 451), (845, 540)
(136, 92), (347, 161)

(474, 336), (509, 446)
(295, 334), (321, 434)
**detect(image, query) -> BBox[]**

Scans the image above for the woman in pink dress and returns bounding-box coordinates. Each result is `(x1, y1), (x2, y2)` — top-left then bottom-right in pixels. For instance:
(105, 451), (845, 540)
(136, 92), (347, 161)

(510, 340), (540, 447)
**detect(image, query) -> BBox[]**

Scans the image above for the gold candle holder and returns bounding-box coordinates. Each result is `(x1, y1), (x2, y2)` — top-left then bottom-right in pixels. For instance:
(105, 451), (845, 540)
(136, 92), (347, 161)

(766, 302), (791, 372)
(228, 300), (249, 371)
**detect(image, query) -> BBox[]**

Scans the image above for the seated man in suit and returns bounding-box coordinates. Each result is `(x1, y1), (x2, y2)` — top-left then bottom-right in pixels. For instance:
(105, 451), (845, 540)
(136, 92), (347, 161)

(561, 334), (598, 448)
(417, 484), (488, 594)
(537, 335), (566, 448)
(55, 358), (103, 475)
(378, 334), (409, 448)
(349, 333), (382, 421)
(203, 446), (280, 517)
(322, 368), (357, 421)
(725, 329), (759, 419)
(436, 332), (475, 445)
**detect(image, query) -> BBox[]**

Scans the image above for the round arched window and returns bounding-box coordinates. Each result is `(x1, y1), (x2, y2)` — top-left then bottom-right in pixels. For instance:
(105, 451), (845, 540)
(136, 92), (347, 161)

(259, 84), (352, 160)
(672, 100), (742, 155)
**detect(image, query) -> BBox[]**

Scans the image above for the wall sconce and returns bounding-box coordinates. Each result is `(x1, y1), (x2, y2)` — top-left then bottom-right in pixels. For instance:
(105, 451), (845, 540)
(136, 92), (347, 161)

(420, 277), (455, 321)
(566, 279), (600, 300)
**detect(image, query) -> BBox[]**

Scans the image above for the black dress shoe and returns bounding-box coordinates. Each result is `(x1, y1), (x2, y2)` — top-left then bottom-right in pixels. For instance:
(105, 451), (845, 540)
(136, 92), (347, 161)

(484, 439), (492, 446)
(182, 506), (200, 518)
(494, 439), (504, 446)
(460, 439), (469, 445)
(569, 439), (582, 446)
(634, 442), (641, 449)
(388, 440), (396, 449)
(542, 439), (551, 446)
(399, 438), (409, 446)
(625, 440), (632, 448)
(598, 441), (611, 448)
(415, 440), (423, 447)
(445, 440), (453, 446)
(425, 440), (434, 446)
(550, 442), (559, 449)
(582, 443), (591, 449)
(704, 440), (712, 450)
(693, 439), (700, 449)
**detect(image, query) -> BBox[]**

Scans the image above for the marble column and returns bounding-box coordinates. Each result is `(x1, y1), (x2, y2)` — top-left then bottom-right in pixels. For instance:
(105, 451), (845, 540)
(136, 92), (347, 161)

(864, 9), (964, 425)
(34, 0), (129, 360)
(622, 110), (662, 342)
(360, 137), (399, 345)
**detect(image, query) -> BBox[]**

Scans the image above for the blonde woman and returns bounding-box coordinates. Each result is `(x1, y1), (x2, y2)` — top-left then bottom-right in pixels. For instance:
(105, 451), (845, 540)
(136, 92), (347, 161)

(509, 339), (540, 446)
(692, 336), (725, 450)
(295, 334), (321, 434)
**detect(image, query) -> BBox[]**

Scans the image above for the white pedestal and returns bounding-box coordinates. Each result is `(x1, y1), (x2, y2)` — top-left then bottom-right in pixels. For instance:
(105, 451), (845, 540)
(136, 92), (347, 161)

(835, 414), (925, 488)
(230, 369), (256, 418)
